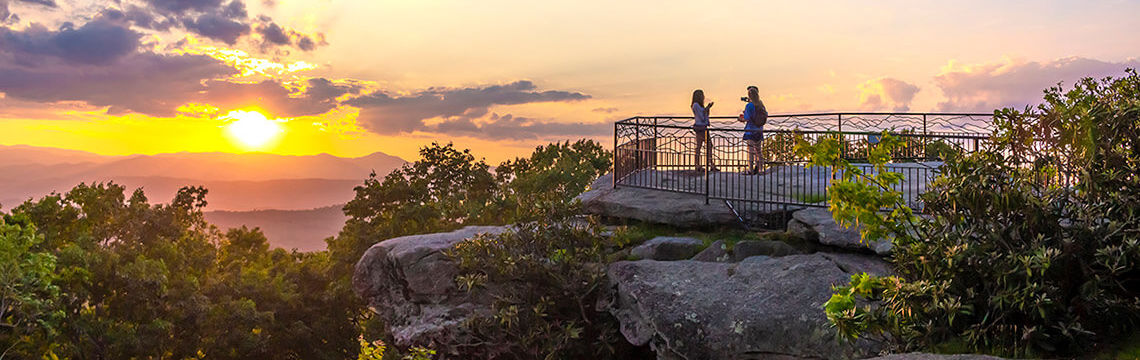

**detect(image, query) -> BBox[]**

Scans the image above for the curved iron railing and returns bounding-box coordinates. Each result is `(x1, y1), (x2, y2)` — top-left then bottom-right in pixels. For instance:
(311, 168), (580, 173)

(612, 112), (994, 225)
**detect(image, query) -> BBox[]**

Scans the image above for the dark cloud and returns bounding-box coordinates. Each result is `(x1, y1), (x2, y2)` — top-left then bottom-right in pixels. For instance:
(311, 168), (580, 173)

(0, 18), (141, 65)
(117, 0), (322, 52)
(0, 52), (237, 116)
(255, 18), (324, 51)
(592, 107), (619, 113)
(182, 12), (249, 44)
(346, 80), (591, 134)
(433, 113), (611, 140)
(935, 57), (1140, 111)
(197, 78), (360, 117)
(0, 16), (240, 115)
(858, 77), (919, 112)
(143, 0), (225, 16)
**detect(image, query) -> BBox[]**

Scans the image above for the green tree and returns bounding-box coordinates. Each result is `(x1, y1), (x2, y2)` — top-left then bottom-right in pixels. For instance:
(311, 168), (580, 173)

(811, 70), (1140, 357)
(0, 215), (60, 359)
(8, 183), (363, 359)
(493, 140), (611, 221)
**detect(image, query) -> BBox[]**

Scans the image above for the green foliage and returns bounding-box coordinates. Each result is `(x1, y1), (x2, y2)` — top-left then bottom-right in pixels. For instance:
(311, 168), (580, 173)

(813, 70), (1140, 357)
(494, 140), (612, 222)
(0, 215), (60, 359)
(5, 183), (364, 359)
(446, 219), (639, 359)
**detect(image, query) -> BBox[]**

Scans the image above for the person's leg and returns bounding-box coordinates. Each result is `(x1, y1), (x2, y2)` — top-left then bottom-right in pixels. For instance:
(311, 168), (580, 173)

(706, 132), (716, 171)
(745, 139), (759, 174)
(756, 139), (766, 174)
(694, 130), (704, 171)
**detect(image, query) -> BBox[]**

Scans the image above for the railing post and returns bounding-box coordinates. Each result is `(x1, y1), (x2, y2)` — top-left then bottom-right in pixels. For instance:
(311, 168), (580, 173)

(922, 114), (928, 159)
(634, 118), (641, 171)
(652, 117), (659, 171)
(704, 128), (711, 205)
(613, 121), (618, 189)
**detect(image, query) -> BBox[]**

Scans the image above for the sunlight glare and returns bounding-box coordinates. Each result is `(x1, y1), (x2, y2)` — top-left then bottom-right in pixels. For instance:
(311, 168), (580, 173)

(223, 110), (283, 150)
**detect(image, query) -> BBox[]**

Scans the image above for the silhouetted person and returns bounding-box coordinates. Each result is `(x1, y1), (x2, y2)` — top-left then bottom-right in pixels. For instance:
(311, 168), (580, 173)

(691, 89), (715, 172)
(737, 86), (768, 175)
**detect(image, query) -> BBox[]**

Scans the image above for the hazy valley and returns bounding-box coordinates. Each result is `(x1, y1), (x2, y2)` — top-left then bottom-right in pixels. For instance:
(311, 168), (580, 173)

(0, 145), (403, 250)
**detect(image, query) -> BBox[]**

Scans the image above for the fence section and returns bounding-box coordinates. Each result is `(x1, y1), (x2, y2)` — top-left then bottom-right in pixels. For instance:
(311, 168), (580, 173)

(613, 113), (993, 221)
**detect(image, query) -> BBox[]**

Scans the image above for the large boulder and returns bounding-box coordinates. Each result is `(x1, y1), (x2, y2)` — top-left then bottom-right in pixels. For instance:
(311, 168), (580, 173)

(631, 236), (705, 261)
(731, 239), (801, 261)
(691, 240), (729, 262)
(577, 173), (740, 227)
(603, 254), (888, 359)
(352, 226), (508, 355)
(788, 208), (893, 255)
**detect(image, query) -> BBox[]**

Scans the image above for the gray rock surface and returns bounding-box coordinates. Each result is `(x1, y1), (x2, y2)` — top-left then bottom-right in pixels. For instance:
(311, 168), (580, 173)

(866, 353), (1009, 360)
(352, 226), (507, 355)
(691, 240), (730, 262)
(604, 254), (889, 360)
(631, 236), (705, 261)
(732, 239), (801, 261)
(577, 173), (740, 227)
(788, 208), (893, 255)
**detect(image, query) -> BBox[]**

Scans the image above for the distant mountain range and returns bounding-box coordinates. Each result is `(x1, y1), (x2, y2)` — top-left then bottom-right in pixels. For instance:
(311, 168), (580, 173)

(1, 145), (406, 251)
(204, 205), (348, 252)
(0, 145), (405, 210)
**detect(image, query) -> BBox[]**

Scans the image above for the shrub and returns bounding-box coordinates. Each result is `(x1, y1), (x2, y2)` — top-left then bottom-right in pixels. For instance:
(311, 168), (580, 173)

(446, 219), (644, 359)
(810, 70), (1140, 357)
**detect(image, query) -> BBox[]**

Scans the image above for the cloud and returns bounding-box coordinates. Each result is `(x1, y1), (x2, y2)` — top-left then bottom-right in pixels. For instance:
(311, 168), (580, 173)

(0, 19), (142, 66)
(255, 18), (324, 51)
(197, 77), (362, 117)
(935, 57), (1140, 111)
(858, 77), (919, 112)
(115, 0), (322, 52)
(432, 113), (610, 140)
(2, 0), (56, 23)
(0, 18), (239, 115)
(592, 107), (619, 113)
(346, 80), (591, 134)
(182, 11), (250, 44)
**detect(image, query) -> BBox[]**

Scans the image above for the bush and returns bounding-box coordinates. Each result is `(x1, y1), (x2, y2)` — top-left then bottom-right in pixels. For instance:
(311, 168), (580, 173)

(810, 70), (1140, 357)
(446, 219), (643, 359)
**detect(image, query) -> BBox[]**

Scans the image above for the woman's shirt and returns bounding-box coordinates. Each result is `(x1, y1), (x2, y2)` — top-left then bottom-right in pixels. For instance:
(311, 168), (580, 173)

(691, 102), (710, 128)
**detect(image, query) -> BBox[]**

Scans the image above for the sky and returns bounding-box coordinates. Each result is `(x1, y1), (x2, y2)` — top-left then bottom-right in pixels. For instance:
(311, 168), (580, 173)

(1, 0), (1138, 163)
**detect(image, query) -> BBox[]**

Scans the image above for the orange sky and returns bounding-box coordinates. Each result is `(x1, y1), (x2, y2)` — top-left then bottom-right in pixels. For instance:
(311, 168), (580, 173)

(1, 0), (1138, 163)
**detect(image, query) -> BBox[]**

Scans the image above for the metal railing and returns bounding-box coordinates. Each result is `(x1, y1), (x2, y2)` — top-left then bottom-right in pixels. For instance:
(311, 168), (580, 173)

(612, 112), (994, 225)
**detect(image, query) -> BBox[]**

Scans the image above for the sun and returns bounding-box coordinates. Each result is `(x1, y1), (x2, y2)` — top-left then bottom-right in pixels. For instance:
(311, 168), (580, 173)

(222, 110), (283, 150)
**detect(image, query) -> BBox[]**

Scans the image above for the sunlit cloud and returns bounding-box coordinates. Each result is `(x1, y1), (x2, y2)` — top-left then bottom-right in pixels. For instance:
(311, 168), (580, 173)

(935, 56), (1140, 111)
(858, 78), (920, 112)
(173, 36), (317, 78)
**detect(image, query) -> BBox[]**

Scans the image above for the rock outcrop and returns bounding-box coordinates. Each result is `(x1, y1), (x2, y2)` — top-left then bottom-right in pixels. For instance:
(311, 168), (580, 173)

(604, 254), (889, 359)
(787, 208), (893, 255)
(631, 236), (705, 261)
(731, 239), (801, 261)
(352, 226), (507, 354)
(577, 173), (740, 227)
(691, 240), (729, 262)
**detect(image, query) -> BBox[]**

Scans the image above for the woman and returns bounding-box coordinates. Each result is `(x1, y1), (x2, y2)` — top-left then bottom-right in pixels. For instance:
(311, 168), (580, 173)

(738, 86), (768, 175)
(691, 89), (714, 171)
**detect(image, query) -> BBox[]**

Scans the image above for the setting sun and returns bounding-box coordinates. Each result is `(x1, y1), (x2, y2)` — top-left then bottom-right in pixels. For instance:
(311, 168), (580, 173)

(223, 110), (283, 150)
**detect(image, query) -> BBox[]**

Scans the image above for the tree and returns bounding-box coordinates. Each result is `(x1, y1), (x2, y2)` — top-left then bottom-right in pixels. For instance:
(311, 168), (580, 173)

(8, 183), (363, 359)
(493, 140), (611, 221)
(811, 70), (1140, 357)
(0, 215), (60, 359)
